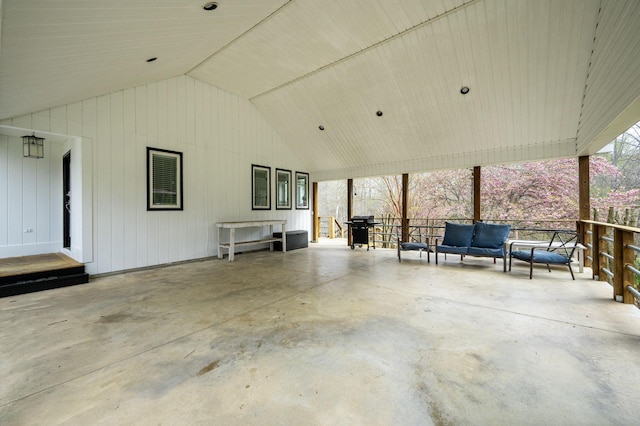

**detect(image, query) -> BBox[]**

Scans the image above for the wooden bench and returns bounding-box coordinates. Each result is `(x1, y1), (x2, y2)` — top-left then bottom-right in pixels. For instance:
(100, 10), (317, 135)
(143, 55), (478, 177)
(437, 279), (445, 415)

(217, 220), (287, 262)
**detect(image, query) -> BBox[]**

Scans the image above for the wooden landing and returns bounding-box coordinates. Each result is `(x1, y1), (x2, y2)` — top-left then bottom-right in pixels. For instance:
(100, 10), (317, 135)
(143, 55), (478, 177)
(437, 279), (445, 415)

(0, 253), (83, 278)
(0, 253), (89, 298)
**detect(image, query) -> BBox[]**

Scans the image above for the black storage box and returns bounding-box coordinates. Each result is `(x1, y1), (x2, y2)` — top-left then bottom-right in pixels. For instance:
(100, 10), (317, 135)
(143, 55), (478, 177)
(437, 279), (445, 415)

(273, 230), (309, 251)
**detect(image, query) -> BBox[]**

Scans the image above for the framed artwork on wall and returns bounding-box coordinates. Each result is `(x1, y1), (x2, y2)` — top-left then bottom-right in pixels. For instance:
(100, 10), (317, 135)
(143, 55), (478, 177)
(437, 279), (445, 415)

(147, 147), (183, 211)
(276, 168), (292, 210)
(252, 164), (271, 210)
(295, 171), (309, 210)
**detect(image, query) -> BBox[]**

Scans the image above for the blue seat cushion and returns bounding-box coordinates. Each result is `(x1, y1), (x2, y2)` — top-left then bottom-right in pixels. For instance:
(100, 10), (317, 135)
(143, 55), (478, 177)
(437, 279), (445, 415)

(400, 242), (429, 251)
(436, 245), (468, 255)
(467, 247), (504, 258)
(512, 250), (569, 265)
(441, 222), (475, 247)
(471, 222), (511, 249)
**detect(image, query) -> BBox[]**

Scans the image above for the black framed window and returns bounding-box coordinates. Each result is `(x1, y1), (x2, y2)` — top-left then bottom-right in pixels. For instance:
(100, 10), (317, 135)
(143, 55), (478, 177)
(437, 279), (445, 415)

(252, 164), (271, 210)
(147, 147), (183, 211)
(276, 168), (292, 210)
(296, 171), (309, 210)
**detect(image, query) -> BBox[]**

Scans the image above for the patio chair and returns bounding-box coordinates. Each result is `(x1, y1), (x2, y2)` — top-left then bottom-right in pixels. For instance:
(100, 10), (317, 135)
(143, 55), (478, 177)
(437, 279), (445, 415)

(510, 231), (580, 279)
(395, 232), (430, 263)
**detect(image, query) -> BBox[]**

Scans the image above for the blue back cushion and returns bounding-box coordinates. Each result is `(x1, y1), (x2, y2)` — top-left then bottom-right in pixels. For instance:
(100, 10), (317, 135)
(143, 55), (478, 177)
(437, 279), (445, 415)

(442, 222), (475, 247)
(471, 222), (511, 248)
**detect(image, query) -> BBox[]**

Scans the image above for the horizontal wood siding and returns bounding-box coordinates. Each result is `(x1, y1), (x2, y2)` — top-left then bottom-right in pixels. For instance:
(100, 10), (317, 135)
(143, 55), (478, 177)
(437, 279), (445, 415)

(2, 75), (310, 274)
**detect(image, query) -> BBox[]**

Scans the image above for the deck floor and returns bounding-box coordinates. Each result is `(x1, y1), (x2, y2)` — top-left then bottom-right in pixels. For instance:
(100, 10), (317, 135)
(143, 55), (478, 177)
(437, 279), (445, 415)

(1, 243), (640, 424)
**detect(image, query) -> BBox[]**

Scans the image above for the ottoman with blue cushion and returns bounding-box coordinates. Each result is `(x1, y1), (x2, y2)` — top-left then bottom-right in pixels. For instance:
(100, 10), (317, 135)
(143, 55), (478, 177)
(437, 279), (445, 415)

(397, 241), (430, 262)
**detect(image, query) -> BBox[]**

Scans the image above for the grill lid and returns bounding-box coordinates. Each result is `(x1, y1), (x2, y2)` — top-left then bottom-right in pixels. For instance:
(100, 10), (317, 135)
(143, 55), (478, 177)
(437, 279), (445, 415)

(351, 215), (375, 223)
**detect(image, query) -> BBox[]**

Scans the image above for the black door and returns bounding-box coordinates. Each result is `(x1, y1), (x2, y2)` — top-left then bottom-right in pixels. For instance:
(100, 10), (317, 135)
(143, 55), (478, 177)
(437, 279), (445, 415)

(63, 150), (71, 249)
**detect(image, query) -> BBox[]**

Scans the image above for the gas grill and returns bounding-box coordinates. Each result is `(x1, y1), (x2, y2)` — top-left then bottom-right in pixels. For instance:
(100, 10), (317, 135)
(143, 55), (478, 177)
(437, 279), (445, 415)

(345, 215), (381, 251)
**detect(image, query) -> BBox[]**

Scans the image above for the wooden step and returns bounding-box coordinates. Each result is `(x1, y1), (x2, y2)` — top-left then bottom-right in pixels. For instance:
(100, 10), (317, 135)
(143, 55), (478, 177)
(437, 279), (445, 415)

(0, 253), (89, 298)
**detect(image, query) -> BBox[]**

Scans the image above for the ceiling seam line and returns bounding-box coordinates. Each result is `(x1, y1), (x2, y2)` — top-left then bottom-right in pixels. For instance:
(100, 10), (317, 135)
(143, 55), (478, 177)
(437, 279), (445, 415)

(249, 0), (482, 101)
(312, 138), (579, 176)
(575, 0), (603, 150)
(185, 0), (295, 76)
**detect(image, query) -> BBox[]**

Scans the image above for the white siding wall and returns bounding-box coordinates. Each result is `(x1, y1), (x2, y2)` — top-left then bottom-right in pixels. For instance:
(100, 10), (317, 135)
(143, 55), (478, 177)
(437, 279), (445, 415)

(1, 75), (310, 275)
(0, 129), (64, 257)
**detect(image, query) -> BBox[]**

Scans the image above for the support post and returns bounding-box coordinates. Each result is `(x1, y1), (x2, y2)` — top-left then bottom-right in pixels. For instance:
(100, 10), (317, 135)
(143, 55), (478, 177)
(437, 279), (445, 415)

(347, 179), (353, 247)
(312, 182), (319, 242)
(473, 166), (481, 223)
(402, 173), (409, 243)
(578, 156), (590, 265)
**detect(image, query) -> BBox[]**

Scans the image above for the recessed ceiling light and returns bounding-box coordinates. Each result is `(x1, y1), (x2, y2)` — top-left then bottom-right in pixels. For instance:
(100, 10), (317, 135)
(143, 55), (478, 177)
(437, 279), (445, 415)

(203, 2), (218, 10)
(146, 57), (157, 63)
(376, 110), (383, 117)
(318, 125), (325, 131)
(460, 86), (470, 95)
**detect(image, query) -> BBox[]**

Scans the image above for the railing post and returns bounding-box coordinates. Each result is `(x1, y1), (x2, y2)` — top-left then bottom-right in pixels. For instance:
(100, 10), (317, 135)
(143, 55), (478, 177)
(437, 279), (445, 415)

(592, 224), (603, 281)
(621, 229), (635, 304)
(328, 216), (335, 239)
(316, 216), (322, 238)
(613, 228), (625, 301)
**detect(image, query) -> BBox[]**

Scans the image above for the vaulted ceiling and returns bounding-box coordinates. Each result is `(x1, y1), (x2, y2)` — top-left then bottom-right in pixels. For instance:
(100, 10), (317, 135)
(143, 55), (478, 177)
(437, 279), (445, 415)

(2, 0), (640, 180)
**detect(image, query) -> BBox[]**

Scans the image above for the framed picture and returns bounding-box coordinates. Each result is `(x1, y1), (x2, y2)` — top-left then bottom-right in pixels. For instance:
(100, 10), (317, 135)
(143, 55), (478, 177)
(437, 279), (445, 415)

(147, 147), (183, 211)
(295, 171), (309, 210)
(275, 168), (292, 210)
(252, 164), (271, 210)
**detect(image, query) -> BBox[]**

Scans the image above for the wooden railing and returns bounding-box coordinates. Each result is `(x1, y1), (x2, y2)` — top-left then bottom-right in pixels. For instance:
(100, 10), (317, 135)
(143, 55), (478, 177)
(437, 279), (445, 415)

(369, 217), (580, 249)
(581, 220), (640, 305)
(317, 216), (344, 239)
(318, 216), (640, 306)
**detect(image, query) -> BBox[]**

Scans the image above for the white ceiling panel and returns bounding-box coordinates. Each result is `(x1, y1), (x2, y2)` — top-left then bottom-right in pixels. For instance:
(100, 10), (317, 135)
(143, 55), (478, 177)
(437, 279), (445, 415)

(2, 0), (640, 180)
(252, 0), (599, 174)
(0, 0), (286, 119)
(577, 0), (640, 153)
(188, 0), (470, 98)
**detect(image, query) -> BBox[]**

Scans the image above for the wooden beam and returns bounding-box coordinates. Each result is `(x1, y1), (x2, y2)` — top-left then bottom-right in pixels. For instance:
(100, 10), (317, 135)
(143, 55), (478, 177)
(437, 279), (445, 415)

(312, 181), (319, 242)
(402, 173), (409, 242)
(578, 156), (590, 221)
(473, 166), (481, 223)
(578, 156), (590, 263)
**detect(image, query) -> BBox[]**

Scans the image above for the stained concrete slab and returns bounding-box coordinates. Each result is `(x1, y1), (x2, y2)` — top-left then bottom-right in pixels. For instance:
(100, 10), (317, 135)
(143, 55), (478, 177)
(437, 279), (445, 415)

(1, 244), (640, 425)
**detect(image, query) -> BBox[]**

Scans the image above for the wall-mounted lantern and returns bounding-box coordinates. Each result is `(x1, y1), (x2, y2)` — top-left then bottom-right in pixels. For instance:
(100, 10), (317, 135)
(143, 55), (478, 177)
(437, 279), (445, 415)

(22, 133), (45, 159)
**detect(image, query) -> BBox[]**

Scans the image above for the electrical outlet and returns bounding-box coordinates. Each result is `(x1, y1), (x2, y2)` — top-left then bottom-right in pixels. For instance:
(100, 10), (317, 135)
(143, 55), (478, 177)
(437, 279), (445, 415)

(24, 228), (34, 233)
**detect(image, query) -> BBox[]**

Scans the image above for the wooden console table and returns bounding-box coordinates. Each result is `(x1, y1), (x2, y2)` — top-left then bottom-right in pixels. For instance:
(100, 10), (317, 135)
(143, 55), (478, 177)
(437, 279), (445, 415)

(217, 220), (287, 262)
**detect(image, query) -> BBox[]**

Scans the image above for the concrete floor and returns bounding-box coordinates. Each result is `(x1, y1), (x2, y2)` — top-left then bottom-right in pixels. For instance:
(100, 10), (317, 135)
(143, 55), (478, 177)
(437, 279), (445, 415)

(1, 242), (640, 425)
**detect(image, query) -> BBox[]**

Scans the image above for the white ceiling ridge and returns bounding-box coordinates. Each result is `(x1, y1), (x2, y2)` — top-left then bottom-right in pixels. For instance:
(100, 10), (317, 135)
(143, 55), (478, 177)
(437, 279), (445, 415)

(249, 0), (482, 102)
(575, 0), (604, 143)
(185, 0), (294, 76)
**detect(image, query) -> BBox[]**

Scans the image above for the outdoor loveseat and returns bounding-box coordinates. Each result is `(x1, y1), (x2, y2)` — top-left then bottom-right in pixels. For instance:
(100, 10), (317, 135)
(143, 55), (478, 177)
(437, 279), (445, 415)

(435, 222), (511, 268)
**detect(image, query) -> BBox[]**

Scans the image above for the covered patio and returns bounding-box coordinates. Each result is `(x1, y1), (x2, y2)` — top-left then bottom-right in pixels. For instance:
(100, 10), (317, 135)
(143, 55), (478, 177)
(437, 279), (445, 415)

(2, 244), (639, 424)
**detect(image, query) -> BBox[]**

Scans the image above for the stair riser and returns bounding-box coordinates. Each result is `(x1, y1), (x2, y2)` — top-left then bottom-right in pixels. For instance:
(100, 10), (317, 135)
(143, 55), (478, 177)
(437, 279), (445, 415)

(0, 274), (90, 298)
(0, 266), (86, 286)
